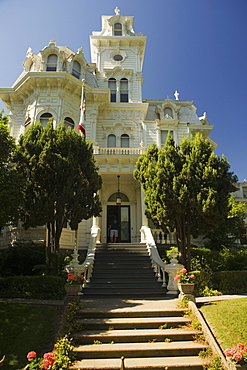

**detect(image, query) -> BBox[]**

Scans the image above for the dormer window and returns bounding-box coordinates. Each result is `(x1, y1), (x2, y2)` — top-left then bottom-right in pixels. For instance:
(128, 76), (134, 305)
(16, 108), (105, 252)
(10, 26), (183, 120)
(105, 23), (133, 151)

(164, 107), (173, 118)
(114, 23), (122, 36)
(46, 54), (57, 71)
(72, 61), (81, 79)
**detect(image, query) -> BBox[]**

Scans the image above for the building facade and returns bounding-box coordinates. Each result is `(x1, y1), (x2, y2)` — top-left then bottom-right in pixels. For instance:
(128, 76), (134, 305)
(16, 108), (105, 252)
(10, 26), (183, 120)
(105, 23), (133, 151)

(0, 8), (216, 249)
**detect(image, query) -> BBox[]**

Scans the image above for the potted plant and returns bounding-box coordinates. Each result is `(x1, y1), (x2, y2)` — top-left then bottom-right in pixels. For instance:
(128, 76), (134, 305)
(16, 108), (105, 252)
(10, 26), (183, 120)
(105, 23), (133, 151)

(65, 273), (84, 295)
(224, 344), (247, 370)
(174, 268), (196, 302)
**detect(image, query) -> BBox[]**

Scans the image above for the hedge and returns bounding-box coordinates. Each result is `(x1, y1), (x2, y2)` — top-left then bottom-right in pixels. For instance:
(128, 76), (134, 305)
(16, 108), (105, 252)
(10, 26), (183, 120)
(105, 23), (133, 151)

(0, 276), (66, 300)
(212, 270), (247, 294)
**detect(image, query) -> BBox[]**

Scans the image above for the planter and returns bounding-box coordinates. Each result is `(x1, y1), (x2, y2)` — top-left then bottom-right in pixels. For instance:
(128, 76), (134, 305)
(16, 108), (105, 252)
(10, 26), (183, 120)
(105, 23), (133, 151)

(65, 284), (82, 296)
(177, 283), (195, 303)
(226, 359), (247, 370)
(178, 283), (195, 294)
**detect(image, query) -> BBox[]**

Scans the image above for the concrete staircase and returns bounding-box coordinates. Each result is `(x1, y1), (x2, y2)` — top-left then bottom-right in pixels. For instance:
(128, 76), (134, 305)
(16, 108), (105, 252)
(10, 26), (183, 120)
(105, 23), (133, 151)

(69, 243), (208, 370)
(82, 243), (166, 298)
(69, 301), (208, 370)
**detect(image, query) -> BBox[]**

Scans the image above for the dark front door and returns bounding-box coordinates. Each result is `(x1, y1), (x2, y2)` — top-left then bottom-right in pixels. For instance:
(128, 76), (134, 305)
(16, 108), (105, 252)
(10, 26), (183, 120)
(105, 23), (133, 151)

(107, 205), (131, 243)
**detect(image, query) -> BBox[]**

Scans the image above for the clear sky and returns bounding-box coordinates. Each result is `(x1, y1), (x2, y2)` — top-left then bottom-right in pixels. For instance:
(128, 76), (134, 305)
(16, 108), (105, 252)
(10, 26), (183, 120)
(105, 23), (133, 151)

(0, 0), (246, 182)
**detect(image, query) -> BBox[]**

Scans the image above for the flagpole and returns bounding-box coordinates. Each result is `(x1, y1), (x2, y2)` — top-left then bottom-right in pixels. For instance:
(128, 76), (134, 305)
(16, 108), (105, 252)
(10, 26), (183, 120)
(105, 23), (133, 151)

(78, 80), (86, 136)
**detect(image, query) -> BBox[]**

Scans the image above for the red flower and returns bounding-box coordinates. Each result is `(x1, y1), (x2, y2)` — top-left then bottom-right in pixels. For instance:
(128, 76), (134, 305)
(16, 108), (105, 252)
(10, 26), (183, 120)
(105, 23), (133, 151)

(27, 351), (37, 361)
(188, 274), (195, 279)
(40, 359), (51, 369)
(233, 352), (243, 362)
(237, 343), (245, 350)
(174, 275), (181, 281)
(180, 268), (187, 274)
(224, 348), (232, 357)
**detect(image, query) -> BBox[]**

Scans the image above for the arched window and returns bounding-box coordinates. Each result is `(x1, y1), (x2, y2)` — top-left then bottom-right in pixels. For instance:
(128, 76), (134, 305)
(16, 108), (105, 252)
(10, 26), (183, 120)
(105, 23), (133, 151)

(46, 54), (57, 71)
(120, 78), (128, 102)
(107, 134), (116, 147)
(164, 107), (173, 118)
(108, 78), (116, 102)
(40, 113), (53, 127)
(64, 117), (75, 130)
(72, 61), (81, 79)
(114, 22), (122, 36)
(121, 134), (129, 148)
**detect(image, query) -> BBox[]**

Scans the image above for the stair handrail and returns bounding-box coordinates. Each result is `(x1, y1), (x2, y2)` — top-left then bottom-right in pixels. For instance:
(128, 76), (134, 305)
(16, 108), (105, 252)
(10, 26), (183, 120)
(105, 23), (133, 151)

(140, 226), (183, 294)
(65, 225), (100, 284)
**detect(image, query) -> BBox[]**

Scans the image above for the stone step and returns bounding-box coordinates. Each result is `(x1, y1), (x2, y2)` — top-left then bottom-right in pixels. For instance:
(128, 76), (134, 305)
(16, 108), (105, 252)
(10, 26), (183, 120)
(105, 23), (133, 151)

(77, 316), (191, 330)
(69, 356), (206, 370)
(78, 309), (185, 318)
(73, 328), (200, 344)
(75, 341), (207, 359)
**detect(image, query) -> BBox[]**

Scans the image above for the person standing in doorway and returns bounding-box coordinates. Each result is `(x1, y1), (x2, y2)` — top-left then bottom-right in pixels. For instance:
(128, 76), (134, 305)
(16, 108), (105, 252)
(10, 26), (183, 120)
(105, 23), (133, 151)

(110, 218), (118, 243)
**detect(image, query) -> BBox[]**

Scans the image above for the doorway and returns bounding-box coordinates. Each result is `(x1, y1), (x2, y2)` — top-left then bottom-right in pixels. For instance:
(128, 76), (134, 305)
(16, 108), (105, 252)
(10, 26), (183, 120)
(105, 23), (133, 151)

(107, 205), (131, 243)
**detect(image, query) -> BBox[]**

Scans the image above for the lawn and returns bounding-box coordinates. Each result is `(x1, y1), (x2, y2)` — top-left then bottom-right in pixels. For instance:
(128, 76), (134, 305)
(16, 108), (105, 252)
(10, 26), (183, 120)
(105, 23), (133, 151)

(0, 302), (63, 370)
(200, 298), (247, 350)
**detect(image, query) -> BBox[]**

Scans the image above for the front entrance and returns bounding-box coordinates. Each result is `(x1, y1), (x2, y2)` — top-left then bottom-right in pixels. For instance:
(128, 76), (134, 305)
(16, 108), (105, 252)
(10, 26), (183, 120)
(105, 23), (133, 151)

(107, 205), (131, 243)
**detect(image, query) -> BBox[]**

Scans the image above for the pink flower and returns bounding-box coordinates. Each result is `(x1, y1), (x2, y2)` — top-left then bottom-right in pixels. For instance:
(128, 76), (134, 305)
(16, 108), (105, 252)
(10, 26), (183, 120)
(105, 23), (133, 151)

(174, 275), (181, 281)
(180, 268), (187, 273)
(188, 275), (195, 279)
(231, 347), (237, 355)
(43, 352), (55, 364)
(27, 351), (37, 361)
(233, 352), (243, 362)
(237, 343), (245, 350)
(41, 359), (51, 369)
(224, 348), (232, 357)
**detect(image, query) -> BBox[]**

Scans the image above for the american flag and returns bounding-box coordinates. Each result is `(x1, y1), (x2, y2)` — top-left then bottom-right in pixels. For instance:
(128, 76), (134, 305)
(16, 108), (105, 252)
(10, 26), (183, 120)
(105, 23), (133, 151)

(78, 86), (86, 136)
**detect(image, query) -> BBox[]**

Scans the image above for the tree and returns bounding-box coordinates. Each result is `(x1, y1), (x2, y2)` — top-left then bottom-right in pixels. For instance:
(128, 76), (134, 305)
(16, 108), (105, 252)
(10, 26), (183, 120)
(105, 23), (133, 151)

(134, 133), (237, 270)
(204, 196), (246, 250)
(0, 111), (24, 231)
(14, 121), (102, 274)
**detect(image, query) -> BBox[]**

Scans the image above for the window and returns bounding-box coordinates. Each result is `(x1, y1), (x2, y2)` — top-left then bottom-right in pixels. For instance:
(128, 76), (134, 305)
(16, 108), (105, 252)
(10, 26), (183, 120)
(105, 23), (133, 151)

(72, 61), (81, 79)
(120, 78), (128, 102)
(164, 107), (173, 118)
(161, 130), (173, 146)
(121, 134), (129, 148)
(108, 78), (116, 102)
(46, 54), (57, 71)
(64, 117), (75, 130)
(113, 54), (123, 61)
(107, 134), (116, 147)
(40, 113), (53, 127)
(114, 23), (122, 36)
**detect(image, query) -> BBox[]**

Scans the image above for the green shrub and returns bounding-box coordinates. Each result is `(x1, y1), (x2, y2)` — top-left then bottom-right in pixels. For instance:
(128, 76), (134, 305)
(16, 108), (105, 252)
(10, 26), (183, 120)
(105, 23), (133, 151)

(212, 271), (247, 294)
(0, 241), (46, 276)
(0, 276), (66, 300)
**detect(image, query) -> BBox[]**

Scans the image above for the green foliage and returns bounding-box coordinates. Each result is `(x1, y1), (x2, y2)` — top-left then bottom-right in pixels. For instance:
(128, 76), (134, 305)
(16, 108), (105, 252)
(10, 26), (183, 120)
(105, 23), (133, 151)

(206, 356), (224, 370)
(212, 271), (247, 294)
(134, 133), (237, 269)
(64, 302), (81, 334)
(52, 335), (75, 370)
(177, 297), (189, 308)
(0, 111), (24, 230)
(0, 241), (46, 276)
(205, 197), (247, 250)
(0, 276), (65, 300)
(191, 319), (202, 331)
(14, 121), (102, 274)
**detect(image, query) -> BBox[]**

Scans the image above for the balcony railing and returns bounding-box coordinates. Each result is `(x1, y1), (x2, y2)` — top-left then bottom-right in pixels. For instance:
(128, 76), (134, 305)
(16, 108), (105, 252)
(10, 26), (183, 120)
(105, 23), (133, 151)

(93, 146), (146, 156)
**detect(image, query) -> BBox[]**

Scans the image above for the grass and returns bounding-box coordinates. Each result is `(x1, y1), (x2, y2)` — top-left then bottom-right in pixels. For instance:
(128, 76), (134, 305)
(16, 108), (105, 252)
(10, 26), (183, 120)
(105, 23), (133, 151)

(200, 298), (247, 350)
(0, 302), (63, 370)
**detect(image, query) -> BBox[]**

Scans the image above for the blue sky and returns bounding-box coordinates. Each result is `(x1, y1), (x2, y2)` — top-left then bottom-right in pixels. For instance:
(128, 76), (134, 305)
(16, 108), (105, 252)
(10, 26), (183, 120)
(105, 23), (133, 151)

(0, 0), (246, 181)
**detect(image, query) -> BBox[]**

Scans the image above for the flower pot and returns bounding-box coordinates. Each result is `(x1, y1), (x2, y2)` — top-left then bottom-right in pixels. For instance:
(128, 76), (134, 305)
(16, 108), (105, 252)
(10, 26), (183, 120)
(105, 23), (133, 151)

(178, 283), (195, 294)
(226, 359), (247, 370)
(177, 283), (195, 303)
(65, 284), (82, 295)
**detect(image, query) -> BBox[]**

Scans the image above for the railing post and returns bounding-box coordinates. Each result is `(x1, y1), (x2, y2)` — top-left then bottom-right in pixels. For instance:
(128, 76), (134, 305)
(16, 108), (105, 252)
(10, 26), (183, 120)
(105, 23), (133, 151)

(165, 248), (183, 295)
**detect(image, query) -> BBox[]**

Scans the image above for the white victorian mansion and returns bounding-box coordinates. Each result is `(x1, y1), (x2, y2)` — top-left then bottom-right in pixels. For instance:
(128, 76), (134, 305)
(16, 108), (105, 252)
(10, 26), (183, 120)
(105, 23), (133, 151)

(0, 8), (217, 251)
